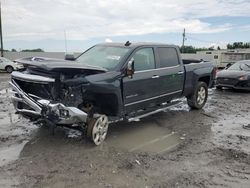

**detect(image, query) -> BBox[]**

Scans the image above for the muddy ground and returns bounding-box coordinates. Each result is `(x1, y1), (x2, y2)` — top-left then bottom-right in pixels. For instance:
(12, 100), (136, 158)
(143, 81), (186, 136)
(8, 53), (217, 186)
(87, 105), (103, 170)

(0, 72), (250, 188)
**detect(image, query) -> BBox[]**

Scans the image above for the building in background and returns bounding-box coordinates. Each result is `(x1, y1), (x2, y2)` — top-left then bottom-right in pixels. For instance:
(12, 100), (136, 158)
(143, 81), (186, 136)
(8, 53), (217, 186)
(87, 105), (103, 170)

(182, 49), (250, 68)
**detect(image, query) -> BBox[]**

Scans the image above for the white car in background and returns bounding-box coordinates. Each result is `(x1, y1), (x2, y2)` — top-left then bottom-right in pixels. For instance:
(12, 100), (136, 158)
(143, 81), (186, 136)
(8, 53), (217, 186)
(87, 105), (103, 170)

(0, 57), (24, 73)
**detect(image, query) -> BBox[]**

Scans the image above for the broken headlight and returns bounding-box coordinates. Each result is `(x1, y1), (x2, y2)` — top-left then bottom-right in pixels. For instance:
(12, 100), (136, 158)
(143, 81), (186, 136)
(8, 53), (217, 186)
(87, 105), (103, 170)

(238, 75), (248, 81)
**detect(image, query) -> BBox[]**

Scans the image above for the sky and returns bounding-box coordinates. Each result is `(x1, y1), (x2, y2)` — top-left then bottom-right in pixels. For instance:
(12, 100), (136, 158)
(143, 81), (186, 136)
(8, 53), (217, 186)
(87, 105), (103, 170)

(2, 0), (250, 52)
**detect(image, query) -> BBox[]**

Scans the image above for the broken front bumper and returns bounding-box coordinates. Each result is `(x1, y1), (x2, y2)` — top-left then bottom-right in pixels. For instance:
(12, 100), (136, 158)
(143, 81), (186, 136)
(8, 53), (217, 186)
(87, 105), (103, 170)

(9, 79), (88, 125)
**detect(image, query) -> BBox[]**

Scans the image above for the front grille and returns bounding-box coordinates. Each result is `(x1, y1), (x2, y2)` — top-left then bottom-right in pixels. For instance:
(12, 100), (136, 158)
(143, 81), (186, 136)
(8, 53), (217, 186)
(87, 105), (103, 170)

(217, 77), (238, 85)
(13, 79), (53, 100)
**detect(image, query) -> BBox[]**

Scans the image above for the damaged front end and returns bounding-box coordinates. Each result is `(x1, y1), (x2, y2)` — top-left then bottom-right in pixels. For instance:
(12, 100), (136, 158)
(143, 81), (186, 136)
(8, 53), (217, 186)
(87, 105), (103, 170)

(10, 71), (88, 126)
(9, 56), (121, 145)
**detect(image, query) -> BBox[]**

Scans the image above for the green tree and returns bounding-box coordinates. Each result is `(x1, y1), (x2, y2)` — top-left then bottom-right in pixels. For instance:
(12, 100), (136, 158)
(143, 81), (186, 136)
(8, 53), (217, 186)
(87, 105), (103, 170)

(11, 48), (17, 52)
(180, 46), (211, 53)
(227, 42), (250, 49)
(180, 46), (196, 53)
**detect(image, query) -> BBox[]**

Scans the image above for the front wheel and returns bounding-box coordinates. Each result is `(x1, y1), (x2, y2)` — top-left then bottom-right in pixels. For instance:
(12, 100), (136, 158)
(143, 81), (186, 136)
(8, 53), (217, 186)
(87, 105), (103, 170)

(87, 115), (109, 145)
(5, 66), (14, 73)
(187, 81), (208, 109)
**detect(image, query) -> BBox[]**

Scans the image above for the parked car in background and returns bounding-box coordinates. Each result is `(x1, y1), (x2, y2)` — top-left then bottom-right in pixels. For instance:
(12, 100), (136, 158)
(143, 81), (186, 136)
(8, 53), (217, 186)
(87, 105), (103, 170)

(0, 57), (23, 73)
(216, 60), (250, 90)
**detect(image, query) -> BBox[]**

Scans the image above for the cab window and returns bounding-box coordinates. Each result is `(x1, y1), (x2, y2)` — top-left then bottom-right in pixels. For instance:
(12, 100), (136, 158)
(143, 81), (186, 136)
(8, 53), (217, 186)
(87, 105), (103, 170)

(131, 48), (155, 71)
(158, 47), (179, 68)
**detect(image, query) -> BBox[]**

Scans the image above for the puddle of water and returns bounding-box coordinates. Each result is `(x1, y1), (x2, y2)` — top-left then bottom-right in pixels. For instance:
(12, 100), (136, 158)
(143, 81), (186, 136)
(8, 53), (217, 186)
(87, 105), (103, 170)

(107, 120), (182, 153)
(0, 88), (37, 168)
(0, 140), (28, 167)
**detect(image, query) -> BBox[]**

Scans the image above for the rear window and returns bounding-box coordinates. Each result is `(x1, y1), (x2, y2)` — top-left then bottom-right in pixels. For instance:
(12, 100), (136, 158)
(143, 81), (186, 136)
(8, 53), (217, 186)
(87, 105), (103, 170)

(158, 48), (179, 68)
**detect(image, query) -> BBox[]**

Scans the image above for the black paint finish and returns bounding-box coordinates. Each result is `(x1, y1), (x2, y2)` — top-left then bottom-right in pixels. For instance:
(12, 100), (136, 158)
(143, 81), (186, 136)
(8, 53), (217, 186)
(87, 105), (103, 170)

(14, 43), (215, 120)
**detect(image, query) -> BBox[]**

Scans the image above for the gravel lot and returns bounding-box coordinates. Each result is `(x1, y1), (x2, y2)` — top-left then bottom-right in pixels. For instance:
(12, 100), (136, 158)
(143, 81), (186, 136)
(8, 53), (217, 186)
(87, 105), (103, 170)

(0, 72), (250, 188)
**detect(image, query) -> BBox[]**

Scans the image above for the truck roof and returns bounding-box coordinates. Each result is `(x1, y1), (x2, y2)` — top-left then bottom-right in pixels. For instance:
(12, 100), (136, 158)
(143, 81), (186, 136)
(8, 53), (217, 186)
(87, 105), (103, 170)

(97, 42), (178, 49)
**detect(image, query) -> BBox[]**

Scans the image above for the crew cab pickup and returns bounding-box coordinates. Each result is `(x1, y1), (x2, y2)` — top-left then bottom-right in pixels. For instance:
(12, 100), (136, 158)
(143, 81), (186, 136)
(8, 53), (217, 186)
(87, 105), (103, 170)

(10, 42), (215, 145)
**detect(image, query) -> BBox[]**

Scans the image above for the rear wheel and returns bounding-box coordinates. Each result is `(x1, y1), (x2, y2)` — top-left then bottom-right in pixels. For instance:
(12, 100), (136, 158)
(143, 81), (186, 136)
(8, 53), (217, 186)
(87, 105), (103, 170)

(187, 81), (208, 109)
(87, 115), (109, 145)
(5, 66), (14, 73)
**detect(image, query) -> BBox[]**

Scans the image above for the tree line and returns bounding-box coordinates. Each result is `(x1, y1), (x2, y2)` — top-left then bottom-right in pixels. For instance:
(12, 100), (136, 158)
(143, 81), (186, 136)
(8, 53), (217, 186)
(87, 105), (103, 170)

(226, 42), (250, 49)
(181, 42), (250, 53)
(1, 48), (45, 52)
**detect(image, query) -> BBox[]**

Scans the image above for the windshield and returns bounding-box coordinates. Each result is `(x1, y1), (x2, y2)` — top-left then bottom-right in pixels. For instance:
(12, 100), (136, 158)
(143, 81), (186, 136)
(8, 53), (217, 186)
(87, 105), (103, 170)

(227, 61), (250, 71)
(76, 46), (129, 70)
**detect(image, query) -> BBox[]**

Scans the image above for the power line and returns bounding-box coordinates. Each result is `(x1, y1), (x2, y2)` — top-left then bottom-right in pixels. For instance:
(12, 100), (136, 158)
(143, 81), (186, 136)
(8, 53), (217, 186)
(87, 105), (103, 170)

(64, 30), (68, 53)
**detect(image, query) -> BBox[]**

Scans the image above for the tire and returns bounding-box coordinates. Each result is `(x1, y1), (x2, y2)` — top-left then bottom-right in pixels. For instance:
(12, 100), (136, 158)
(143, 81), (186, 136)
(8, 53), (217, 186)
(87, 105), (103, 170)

(87, 115), (109, 145)
(5, 66), (14, 73)
(216, 85), (222, 90)
(187, 81), (208, 109)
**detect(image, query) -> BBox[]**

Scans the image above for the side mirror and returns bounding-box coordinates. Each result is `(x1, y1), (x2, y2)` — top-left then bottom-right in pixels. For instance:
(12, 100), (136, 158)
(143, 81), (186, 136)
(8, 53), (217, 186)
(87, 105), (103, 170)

(127, 59), (135, 78)
(65, 54), (75, 61)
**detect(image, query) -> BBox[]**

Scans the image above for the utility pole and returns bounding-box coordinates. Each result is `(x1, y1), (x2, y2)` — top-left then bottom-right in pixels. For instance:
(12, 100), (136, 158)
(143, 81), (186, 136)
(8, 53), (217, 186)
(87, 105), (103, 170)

(182, 28), (186, 53)
(64, 30), (68, 54)
(0, 2), (3, 57)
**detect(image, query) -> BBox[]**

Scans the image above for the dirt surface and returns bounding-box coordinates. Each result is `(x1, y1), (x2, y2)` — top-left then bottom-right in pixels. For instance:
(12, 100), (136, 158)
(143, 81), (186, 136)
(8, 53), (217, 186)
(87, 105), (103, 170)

(1, 72), (250, 188)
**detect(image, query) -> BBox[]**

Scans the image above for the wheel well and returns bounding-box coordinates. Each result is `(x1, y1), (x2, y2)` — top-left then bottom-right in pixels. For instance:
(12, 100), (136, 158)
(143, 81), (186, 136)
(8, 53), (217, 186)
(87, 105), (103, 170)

(82, 93), (119, 116)
(198, 76), (210, 86)
(4, 65), (14, 71)
(5, 65), (13, 70)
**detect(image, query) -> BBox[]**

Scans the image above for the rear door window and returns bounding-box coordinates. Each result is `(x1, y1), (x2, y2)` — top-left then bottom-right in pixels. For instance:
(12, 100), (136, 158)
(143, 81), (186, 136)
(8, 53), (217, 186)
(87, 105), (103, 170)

(158, 47), (179, 68)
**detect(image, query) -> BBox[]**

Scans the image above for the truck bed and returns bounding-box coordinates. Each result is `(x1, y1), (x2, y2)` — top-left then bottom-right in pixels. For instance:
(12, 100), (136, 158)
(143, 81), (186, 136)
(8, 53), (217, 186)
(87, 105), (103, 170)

(183, 61), (215, 97)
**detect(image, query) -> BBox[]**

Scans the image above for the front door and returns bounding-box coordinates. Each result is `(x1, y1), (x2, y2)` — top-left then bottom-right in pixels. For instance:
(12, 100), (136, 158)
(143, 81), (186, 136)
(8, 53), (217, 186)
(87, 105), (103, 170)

(123, 47), (159, 113)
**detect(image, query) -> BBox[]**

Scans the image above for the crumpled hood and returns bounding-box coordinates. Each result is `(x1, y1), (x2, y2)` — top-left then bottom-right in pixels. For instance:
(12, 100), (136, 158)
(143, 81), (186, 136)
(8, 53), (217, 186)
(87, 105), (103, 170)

(217, 70), (250, 79)
(15, 57), (107, 73)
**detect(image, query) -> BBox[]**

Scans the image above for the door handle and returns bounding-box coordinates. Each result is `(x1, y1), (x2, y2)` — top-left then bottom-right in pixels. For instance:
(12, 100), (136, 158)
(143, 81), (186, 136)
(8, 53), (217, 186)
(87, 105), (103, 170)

(152, 75), (160, 79)
(177, 71), (184, 75)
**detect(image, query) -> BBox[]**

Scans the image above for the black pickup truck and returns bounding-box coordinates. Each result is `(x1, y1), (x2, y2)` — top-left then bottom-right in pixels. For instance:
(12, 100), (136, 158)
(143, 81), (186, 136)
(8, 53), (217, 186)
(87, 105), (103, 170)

(10, 42), (215, 145)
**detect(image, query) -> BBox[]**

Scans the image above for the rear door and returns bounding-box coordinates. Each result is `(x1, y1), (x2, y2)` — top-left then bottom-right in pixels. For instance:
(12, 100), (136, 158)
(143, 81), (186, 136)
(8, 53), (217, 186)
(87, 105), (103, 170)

(123, 47), (160, 112)
(154, 47), (185, 103)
